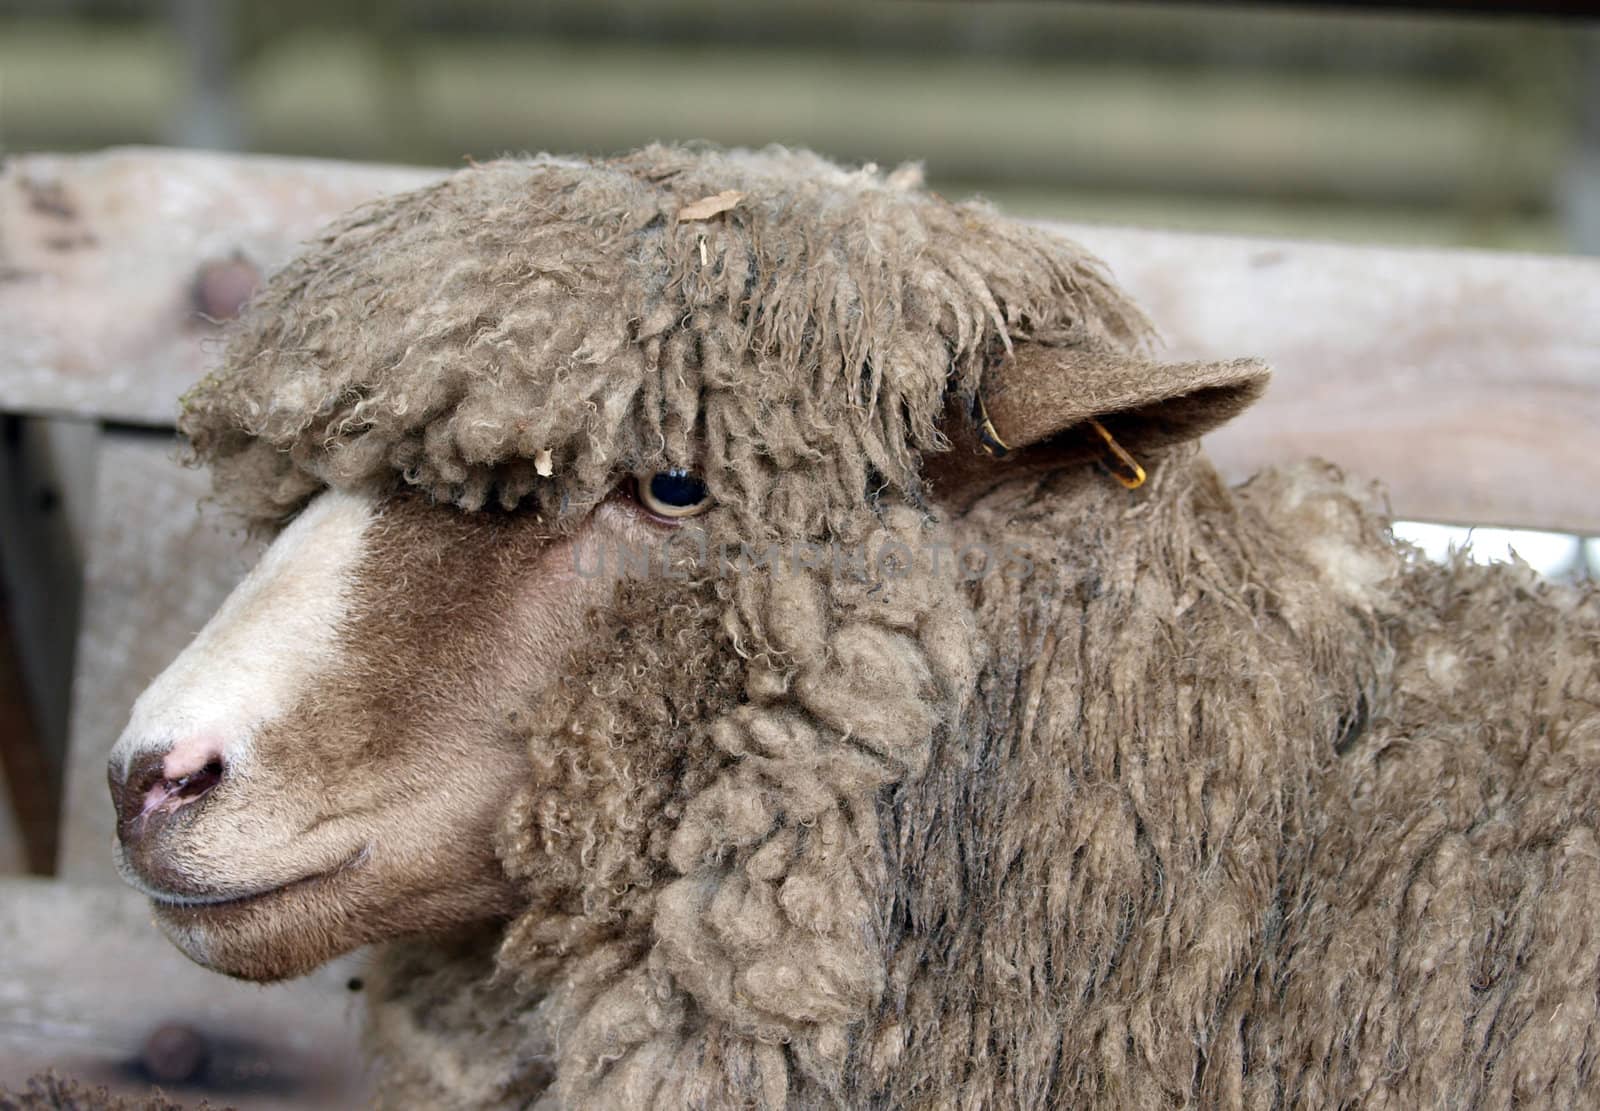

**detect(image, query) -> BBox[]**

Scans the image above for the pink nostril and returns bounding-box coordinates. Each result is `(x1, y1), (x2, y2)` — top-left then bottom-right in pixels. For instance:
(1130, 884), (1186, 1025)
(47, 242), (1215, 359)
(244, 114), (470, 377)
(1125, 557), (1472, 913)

(149, 759), (222, 803)
(113, 749), (227, 840)
(139, 758), (224, 822)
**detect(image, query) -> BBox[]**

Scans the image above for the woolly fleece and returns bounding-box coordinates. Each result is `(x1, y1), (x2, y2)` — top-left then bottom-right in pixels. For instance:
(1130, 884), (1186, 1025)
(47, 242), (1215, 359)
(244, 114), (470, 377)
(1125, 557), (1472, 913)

(173, 147), (1600, 1109)
(179, 144), (1147, 534)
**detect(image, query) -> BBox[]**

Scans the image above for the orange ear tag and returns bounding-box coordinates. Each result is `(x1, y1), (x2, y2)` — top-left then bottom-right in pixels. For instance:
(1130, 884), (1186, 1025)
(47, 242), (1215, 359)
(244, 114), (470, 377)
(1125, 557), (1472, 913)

(1087, 419), (1146, 490)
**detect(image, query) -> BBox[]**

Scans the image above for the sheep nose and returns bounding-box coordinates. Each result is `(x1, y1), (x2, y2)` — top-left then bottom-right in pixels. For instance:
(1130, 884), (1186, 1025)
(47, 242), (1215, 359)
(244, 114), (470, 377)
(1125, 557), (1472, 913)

(110, 748), (226, 843)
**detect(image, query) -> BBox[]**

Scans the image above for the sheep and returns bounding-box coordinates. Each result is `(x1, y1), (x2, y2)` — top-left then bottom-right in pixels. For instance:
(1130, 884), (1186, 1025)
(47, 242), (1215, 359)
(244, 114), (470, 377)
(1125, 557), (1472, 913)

(92, 145), (1600, 1109)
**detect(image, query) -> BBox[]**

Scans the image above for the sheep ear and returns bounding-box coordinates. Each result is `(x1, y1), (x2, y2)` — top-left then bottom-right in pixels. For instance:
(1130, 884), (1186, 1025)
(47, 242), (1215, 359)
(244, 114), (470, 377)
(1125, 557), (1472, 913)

(973, 339), (1269, 479)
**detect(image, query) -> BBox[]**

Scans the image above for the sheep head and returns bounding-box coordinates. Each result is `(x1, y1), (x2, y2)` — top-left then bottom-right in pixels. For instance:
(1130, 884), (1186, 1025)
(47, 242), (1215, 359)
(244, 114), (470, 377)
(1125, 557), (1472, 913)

(107, 147), (1269, 1099)
(108, 487), (674, 981)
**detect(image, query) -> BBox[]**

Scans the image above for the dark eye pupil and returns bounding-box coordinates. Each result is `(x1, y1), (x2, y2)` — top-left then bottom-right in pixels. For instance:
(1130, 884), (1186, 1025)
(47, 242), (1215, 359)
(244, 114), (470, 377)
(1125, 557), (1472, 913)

(649, 470), (706, 507)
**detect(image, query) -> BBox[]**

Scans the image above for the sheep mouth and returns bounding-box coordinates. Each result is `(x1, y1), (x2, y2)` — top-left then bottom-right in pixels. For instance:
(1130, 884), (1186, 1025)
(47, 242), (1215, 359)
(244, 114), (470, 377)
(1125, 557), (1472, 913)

(119, 846), (368, 913)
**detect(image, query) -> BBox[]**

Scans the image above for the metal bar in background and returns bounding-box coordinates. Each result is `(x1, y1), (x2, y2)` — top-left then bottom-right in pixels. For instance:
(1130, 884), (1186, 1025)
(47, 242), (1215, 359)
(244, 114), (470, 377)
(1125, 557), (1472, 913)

(166, 0), (243, 151)
(1562, 29), (1600, 250)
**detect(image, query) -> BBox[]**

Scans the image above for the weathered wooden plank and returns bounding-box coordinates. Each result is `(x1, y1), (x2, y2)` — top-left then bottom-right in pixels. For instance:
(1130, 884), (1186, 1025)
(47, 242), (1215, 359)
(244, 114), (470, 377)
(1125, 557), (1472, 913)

(0, 876), (371, 1108)
(0, 148), (440, 425)
(3, 150), (1597, 531)
(58, 433), (266, 884)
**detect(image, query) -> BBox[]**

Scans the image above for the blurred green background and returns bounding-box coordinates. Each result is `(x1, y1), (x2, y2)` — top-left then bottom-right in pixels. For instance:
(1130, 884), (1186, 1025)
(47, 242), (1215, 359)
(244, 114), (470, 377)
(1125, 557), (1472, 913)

(2, 0), (1597, 252)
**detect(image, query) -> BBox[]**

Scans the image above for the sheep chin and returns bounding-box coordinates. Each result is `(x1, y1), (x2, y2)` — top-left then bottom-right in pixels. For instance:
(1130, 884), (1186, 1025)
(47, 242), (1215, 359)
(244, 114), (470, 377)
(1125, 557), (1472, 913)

(146, 841), (518, 984)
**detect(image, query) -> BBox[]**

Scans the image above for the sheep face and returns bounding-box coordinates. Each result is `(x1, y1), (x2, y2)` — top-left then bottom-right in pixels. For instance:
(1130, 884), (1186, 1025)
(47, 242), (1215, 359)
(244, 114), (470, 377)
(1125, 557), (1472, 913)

(107, 484), (671, 981)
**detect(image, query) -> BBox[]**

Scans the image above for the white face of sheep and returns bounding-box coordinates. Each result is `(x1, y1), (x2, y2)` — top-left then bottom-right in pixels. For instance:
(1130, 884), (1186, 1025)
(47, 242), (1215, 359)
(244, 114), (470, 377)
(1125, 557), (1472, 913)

(107, 482), (688, 981)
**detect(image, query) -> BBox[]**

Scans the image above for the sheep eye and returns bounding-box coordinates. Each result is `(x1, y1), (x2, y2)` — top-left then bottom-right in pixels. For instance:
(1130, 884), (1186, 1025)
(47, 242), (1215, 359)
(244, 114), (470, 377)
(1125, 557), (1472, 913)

(637, 468), (712, 518)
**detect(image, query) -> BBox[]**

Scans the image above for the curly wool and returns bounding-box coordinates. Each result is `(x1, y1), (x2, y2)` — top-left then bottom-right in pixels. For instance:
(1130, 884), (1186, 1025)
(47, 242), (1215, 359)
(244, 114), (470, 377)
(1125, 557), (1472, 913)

(355, 447), (1600, 1110)
(175, 147), (1600, 1109)
(475, 505), (980, 1108)
(180, 144), (1146, 536)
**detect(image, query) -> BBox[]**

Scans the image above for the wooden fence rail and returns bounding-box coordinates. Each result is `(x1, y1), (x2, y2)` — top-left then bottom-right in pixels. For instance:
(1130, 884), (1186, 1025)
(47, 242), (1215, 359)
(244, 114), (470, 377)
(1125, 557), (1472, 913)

(3, 147), (1597, 531)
